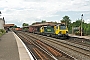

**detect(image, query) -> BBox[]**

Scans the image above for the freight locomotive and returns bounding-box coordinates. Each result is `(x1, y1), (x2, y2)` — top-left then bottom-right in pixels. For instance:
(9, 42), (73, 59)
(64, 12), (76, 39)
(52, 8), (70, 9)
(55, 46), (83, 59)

(27, 22), (69, 39)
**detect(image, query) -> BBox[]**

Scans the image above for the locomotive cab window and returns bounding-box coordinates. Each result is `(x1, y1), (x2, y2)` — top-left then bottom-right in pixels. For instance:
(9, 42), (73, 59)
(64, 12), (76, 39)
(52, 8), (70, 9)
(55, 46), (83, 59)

(56, 26), (58, 29)
(60, 25), (66, 30)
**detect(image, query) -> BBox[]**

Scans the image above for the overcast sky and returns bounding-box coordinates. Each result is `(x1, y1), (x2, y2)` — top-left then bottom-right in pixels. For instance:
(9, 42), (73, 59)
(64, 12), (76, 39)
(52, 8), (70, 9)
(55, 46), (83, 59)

(0, 0), (90, 27)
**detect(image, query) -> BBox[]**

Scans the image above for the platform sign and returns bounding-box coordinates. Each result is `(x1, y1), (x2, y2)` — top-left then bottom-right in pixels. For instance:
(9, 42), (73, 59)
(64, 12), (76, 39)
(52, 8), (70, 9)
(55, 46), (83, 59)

(73, 27), (80, 30)
(72, 27), (80, 34)
(0, 11), (1, 16)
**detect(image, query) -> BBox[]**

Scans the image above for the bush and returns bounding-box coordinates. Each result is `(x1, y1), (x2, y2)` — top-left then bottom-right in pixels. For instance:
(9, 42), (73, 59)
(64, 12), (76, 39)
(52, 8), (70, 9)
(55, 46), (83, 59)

(0, 29), (5, 33)
(0, 29), (6, 36)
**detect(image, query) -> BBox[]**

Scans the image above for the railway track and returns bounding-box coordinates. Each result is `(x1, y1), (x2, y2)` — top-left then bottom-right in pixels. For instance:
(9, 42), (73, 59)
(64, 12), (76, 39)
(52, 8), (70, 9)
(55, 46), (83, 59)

(20, 32), (90, 60)
(29, 33), (90, 51)
(16, 33), (55, 60)
(67, 37), (90, 48)
(15, 31), (74, 60)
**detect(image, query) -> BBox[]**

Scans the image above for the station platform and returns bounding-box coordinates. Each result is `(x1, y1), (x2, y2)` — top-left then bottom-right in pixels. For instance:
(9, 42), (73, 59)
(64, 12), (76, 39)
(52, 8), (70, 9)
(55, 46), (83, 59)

(69, 34), (90, 40)
(0, 31), (33, 60)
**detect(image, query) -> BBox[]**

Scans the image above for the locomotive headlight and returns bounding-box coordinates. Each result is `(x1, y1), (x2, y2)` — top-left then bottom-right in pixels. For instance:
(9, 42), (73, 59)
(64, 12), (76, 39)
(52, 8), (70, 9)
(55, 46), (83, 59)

(66, 31), (68, 33)
(66, 31), (68, 35)
(58, 31), (61, 35)
(59, 31), (61, 34)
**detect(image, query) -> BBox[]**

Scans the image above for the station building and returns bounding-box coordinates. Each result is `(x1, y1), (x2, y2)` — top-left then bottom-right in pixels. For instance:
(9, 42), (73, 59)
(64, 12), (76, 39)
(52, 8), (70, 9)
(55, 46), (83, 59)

(0, 17), (5, 29)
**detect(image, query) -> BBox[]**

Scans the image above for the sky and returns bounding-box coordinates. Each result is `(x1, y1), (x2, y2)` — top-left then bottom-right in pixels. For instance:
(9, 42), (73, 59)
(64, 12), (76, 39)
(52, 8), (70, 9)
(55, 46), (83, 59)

(0, 0), (90, 27)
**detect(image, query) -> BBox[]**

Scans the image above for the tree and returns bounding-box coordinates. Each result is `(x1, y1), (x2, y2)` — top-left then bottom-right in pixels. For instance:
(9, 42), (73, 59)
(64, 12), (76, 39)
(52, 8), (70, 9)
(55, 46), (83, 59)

(85, 24), (90, 35)
(41, 20), (46, 23)
(32, 22), (36, 25)
(13, 25), (17, 28)
(61, 16), (71, 27)
(22, 23), (29, 27)
(72, 20), (82, 27)
(60, 16), (71, 33)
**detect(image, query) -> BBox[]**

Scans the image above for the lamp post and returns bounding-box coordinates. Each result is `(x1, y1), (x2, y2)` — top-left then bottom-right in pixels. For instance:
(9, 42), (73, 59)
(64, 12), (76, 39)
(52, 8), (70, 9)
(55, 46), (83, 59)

(81, 14), (83, 36)
(0, 11), (1, 16)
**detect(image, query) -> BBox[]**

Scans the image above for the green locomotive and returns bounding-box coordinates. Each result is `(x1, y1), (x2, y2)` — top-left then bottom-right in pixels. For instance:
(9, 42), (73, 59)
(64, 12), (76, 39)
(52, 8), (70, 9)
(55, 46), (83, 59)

(40, 24), (69, 39)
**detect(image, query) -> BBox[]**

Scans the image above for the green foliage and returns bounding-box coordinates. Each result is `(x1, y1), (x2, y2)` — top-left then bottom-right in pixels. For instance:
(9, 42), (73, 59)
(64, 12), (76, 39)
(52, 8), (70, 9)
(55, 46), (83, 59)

(72, 20), (81, 27)
(32, 22), (36, 25)
(41, 20), (46, 23)
(32, 16), (90, 35)
(60, 16), (90, 35)
(60, 16), (71, 33)
(0, 29), (6, 36)
(23, 28), (28, 31)
(0, 29), (5, 33)
(85, 24), (90, 35)
(71, 19), (90, 35)
(13, 25), (17, 28)
(61, 16), (71, 26)
(22, 23), (29, 27)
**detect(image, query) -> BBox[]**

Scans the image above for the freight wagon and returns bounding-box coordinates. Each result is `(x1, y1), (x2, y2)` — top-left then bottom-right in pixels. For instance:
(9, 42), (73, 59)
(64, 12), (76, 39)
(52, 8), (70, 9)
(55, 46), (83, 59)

(28, 25), (41, 34)
(22, 26), (29, 32)
(14, 27), (22, 31)
(28, 26), (35, 33)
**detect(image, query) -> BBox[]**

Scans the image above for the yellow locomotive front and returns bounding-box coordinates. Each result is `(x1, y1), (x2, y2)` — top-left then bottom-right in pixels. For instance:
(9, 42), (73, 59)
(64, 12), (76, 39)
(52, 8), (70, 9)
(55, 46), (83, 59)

(54, 24), (69, 39)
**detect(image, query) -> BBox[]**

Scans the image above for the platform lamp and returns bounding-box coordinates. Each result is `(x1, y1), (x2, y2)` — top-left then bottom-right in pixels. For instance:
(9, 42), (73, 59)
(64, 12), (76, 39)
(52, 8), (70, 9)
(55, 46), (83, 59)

(0, 11), (1, 16)
(81, 14), (83, 36)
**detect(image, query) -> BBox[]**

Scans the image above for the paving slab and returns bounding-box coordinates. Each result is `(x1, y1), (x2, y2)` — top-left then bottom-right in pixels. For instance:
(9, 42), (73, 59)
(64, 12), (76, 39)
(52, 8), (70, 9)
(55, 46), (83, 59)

(13, 32), (33, 60)
(69, 34), (90, 39)
(0, 32), (20, 60)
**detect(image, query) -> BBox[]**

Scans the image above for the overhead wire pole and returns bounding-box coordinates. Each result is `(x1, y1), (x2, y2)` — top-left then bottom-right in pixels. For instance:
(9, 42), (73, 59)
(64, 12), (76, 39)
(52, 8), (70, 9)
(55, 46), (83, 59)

(81, 14), (83, 36)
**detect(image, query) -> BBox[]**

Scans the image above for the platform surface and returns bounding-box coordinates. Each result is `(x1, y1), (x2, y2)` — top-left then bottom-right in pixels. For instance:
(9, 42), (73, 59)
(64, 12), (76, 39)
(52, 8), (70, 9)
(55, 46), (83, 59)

(0, 32), (20, 60)
(69, 34), (90, 39)
(0, 31), (32, 60)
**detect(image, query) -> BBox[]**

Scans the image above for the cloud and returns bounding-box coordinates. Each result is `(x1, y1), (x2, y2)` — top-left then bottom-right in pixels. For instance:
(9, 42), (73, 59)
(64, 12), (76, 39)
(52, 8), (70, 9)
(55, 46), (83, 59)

(85, 19), (90, 23)
(0, 0), (90, 27)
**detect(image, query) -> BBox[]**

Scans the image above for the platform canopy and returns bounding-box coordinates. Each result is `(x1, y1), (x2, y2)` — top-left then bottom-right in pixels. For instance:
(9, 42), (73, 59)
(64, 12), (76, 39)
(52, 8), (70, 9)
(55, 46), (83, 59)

(30, 22), (57, 27)
(4, 24), (14, 28)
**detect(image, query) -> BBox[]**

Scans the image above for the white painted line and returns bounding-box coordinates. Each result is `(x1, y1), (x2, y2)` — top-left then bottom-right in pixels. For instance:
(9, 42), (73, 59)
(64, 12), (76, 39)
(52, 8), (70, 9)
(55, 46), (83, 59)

(13, 32), (34, 60)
